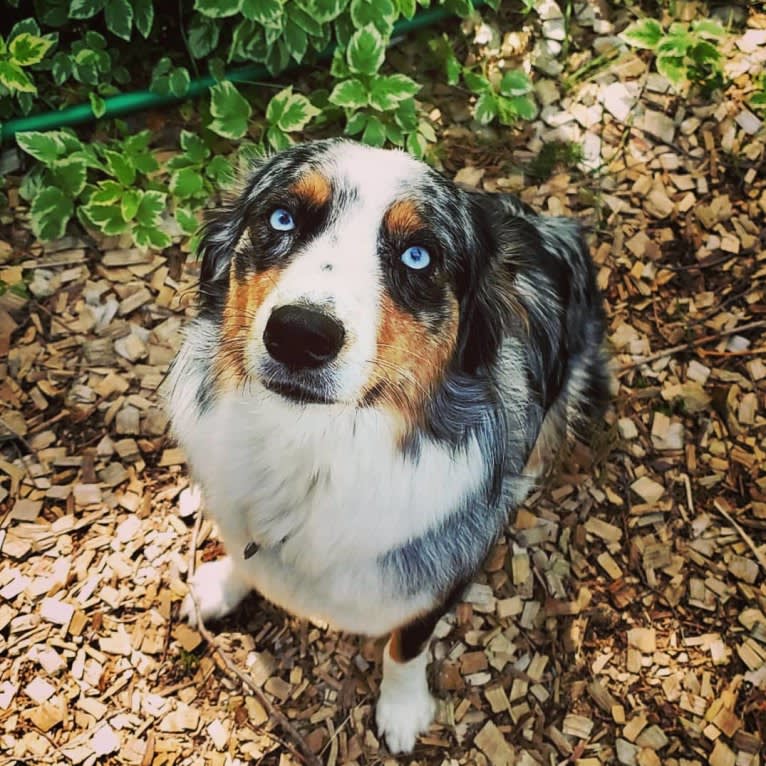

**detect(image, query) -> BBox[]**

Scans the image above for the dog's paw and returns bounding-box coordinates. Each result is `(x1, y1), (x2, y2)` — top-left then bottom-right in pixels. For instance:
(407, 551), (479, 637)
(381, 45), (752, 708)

(180, 557), (250, 626)
(375, 674), (436, 753)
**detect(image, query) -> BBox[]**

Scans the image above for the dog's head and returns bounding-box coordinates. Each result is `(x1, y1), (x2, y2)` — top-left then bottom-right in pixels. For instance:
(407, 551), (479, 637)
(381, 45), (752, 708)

(197, 139), (558, 423)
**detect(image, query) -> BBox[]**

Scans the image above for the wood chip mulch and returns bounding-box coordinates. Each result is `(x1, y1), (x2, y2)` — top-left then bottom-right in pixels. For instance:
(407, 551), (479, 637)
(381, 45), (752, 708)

(1, 6), (765, 766)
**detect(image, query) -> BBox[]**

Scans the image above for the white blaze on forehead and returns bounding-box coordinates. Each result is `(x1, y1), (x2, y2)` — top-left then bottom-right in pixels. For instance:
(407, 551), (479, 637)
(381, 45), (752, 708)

(246, 143), (430, 401)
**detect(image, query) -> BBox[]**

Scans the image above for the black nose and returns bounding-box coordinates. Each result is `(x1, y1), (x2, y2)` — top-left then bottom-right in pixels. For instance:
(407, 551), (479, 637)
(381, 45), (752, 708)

(264, 305), (345, 369)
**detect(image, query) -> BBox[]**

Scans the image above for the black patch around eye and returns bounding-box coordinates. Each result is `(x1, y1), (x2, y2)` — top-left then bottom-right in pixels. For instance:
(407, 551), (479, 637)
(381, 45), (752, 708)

(236, 192), (332, 276)
(378, 228), (454, 327)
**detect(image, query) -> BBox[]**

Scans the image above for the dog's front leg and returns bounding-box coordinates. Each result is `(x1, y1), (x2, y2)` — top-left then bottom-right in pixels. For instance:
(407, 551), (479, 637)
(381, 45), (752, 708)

(376, 607), (445, 753)
(180, 555), (252, 626)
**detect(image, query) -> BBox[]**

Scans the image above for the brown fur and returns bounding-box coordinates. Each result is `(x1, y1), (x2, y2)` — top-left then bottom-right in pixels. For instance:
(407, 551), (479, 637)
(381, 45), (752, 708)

(383, 199), (423, 238)
(290, 171), (332, 208)
(364, 294), (459, 435)
(214, 266), (282, 389)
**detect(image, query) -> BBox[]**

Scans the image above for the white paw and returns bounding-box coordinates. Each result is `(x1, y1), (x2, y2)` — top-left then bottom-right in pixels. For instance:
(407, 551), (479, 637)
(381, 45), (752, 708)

(375, 672), (436, 753)
(180, 557), (250, 626)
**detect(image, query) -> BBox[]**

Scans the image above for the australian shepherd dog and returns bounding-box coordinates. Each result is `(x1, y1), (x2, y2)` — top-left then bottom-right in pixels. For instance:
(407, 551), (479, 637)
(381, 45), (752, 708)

(167, 139), (608, 752)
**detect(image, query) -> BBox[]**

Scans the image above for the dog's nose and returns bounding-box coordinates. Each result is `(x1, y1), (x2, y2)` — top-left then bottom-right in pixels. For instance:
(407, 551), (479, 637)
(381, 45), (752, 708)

(264, 305), (345, 369)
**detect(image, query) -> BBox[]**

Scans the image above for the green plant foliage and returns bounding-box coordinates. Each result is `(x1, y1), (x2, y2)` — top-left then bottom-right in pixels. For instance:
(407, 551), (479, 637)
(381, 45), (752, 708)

(620, 18), (725, 94)
(15, 128), (233, 248)
(7, 0), (546, 246)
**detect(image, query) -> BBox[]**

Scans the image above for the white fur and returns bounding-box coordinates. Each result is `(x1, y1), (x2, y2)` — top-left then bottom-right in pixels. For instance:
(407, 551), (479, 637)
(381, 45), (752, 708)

(376, 640), (436, 753)
(169, 349), (485, 635)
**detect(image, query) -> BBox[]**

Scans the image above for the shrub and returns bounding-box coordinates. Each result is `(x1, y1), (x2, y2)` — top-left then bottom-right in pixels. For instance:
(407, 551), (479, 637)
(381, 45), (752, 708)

(3, 0), (547, 247)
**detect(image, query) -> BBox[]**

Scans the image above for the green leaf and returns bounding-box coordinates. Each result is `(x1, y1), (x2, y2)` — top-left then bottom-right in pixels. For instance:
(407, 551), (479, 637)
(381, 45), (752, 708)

(36, 0), (70, 26)
(361, 114), (386, 146)
(344, 111), (368, 135)
(134, 225), (171, 249)
(169, 67), (191, 97)
(104, 0), (133, 40)
(395, 0), (416, 19)
(89, 91), (107, 117)
(657, 54), (686, 87)
(506, 94), (537, 121)
(180, 130), (209, 162)
(8, 33), (55, 66)
(688, 40), (720, 66)
(0, 61), (36, 93)
(195, 0), (241, 16)
(284, 19), (308, 61)
(350, 0), (395, 36)
(132, 0), (154, 37)
(329, 78), (368, 108)
(657, 34), (690, 57)
(445, 52), (461, 86)
(330, 46), (351, 78)
(50, 157), (87, 196)
(692, 19), (724, 38)
(289, 6), (323, 35)
(205, 155), (233, 186)
(305, 0), (347, 23)
(84, 30), (107, 49)
(267, 86), (320, 131)
(474, 92), (497, 124)
(31, 187), (73, 240)
(394, 100), (417, 130)
(103, 149), (136, 186)
(187, 14), (220, 58)
(620, 18), (663, 50)
(170, 167), (205, 198)
(347, 24), (385, 76)
(16, 131), (67, 164)
(121, 188), (142, 221)
(266, 124), (293, 150)
(499, 69), (532, 97)
(69, 0), (106, 19)
(406, 130), (427, 158)
(463, 70), (491, 94)
(175, 206), (199, 235)
(90, 180), (124, 205)
(135, 189), (166, 226)
(368, 74), (420, 111)
(51, 51), (73, 85)
(264, 38), (290, 74)
(86, 201), (130, 234)
(240, 0), (282, 24)
(385, 121), (404, 145)
(208, 81), (252, 139)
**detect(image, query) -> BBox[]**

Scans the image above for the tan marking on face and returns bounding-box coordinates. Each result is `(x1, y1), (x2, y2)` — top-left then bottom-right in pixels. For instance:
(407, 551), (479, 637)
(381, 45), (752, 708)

(364, 292), (459, 435)
(290, 171), (332, 208)
(384, 199), (423, 238)
(214, 266), (281, 390)
(388, 629), (405, 663)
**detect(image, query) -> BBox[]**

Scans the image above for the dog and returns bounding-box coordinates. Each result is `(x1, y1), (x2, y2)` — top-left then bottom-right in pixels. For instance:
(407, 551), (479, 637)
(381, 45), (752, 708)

(166, 138), (608, 753)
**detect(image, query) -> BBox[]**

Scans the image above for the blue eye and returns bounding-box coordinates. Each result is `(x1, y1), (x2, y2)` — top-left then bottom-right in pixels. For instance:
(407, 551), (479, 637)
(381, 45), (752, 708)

(269, 208), (295, 231)
(400, 246), (430, 270)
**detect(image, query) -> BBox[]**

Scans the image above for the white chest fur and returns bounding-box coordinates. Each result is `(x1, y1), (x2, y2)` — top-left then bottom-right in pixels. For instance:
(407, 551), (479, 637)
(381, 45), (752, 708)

(175, 381), (484, 573)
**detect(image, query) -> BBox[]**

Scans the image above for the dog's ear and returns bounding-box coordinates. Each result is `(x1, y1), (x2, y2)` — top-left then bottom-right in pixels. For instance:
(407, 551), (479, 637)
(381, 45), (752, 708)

(198, 154), (271, 308)
(455, 193), (539, 373)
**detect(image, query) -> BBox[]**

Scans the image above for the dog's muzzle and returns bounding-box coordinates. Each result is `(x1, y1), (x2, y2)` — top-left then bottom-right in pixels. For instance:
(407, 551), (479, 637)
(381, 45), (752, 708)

(264, 304), (345, 370)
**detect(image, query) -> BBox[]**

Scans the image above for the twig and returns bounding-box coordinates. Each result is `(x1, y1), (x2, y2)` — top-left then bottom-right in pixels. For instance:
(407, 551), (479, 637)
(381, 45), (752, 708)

(186, 514), (321, 766)
(618, 319), (766, 376)
(712, 499), (766, 574)
(699, 346), (766, 358)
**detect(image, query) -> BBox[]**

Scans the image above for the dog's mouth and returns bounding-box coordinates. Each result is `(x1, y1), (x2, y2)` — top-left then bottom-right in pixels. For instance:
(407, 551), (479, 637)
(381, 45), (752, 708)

(260, 375), (336, 405)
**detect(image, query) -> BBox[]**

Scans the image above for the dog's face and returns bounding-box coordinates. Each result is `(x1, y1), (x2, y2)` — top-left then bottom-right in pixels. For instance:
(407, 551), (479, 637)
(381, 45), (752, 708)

(198, 139), (521, 421)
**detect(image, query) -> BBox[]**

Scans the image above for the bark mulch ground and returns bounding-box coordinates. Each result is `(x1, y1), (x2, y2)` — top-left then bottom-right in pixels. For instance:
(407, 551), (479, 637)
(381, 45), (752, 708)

(1, 5), (765, 766)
